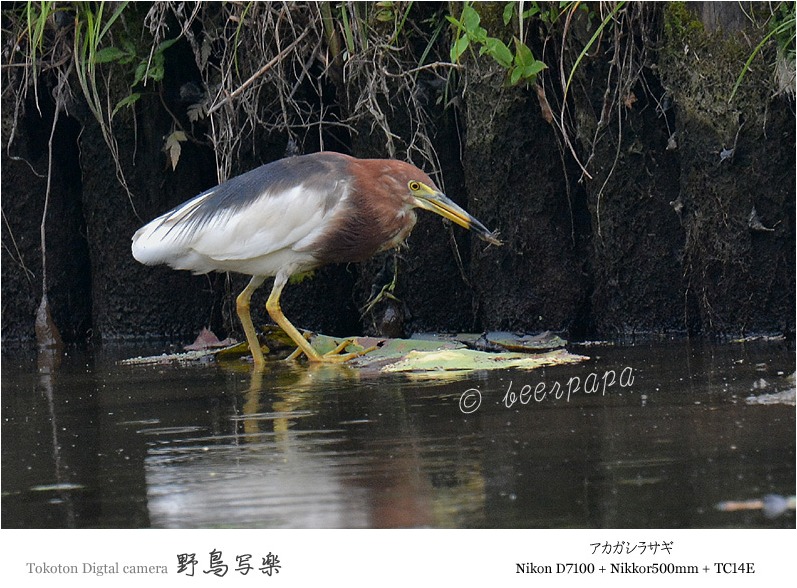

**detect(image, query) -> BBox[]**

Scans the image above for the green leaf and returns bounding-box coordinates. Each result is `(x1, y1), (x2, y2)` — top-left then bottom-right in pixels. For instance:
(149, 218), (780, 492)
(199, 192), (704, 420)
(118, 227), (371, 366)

(156, 38), (179, 54)
(523, 3), (541, 18)
(112, 92), (141, 117)
(510, 66), (523, 85)
(486, 38), (513, 68)
(461, 4), (481, 31)
(147, 64), (165, 83)
(509, 57), (547, 86)
(451, 35), (469, 62)
(514, 38), (534, 67)
(445, 15), (462, 28)
(523, 61), (547, 77)
(98, 1), (129, 42)
(133, 61), (147, 85)
(122, 39), (136, 55)
(94, 46), (127, 63)
(502, 2), (515, 26)
(471, 25), (488, 44)
(375, 9), (394, 22)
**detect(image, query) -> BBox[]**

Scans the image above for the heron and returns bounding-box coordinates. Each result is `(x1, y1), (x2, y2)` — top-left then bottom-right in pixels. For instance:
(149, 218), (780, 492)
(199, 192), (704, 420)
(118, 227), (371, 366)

(132, 152), (501, 368)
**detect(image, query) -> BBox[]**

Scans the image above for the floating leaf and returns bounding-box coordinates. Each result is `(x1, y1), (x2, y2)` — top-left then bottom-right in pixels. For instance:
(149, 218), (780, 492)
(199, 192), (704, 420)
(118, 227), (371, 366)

(379, 348), (588, 377)
(482, 331), (567, 352)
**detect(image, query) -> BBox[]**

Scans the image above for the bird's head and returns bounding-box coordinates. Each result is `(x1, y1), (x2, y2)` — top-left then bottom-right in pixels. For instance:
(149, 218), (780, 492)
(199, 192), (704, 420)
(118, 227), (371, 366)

(388, 163), (502, 247)
(407, 179), (502, 247)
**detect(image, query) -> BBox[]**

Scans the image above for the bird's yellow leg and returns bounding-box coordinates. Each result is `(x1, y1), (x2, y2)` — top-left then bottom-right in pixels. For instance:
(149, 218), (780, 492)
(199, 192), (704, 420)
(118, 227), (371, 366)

(266, 274), (374, 363)
(236, 276), (267, 370)
(265, 274), (326, 361)
(285, 331), (313, 361)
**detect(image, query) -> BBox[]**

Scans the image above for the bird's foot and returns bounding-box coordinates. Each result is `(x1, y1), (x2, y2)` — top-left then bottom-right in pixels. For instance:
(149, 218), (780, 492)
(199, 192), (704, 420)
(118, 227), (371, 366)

(285, 336), (377, 363)
(319, 339), (378, 362)
(284, 331), (314, 361)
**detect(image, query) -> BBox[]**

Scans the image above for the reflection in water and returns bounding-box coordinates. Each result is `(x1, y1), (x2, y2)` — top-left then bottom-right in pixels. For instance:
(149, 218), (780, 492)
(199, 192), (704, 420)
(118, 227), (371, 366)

(145, 366), (486, 528)
(35, 344), (77, 527)
(2, 340), (794, 528)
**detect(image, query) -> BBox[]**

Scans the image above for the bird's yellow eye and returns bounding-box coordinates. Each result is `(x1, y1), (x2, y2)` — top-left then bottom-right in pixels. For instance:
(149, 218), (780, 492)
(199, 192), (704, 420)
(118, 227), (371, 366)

(408, 181), (421, 192)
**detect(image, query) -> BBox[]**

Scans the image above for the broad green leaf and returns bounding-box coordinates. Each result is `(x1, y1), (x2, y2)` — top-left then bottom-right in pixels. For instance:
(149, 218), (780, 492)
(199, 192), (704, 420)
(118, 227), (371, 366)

(503, 2), (515, 26)
(523, 61), (547, 77)
(112, 92), (140, 116)
(156, 38), (179, 53)
(379, 348), (588, 377)
(148, 64), (165, 83)
(94, 46), (127, 63)
(510, 66), (523, 85)
(462, 4), (481, 31)
(523, 3), (541, 18)
(471, 25), (488, 44)
(514, 38), (534, 67)
(486, 38), (513, 68)
(451, 35), (469, 62)
(133, 61), (147, 85)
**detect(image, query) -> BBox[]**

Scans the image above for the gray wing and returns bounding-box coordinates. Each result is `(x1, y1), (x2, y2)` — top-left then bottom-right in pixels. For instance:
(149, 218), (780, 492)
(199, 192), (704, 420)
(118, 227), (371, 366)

(132, 153), (352, 269)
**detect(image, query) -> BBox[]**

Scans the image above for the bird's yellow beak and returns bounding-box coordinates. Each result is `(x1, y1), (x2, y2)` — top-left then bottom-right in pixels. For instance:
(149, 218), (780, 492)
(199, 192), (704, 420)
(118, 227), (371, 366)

(413, 186), (502, 246)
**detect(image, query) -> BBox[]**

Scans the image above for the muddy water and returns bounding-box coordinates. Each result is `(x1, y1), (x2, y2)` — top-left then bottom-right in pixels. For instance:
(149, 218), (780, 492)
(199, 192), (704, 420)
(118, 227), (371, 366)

(2, 340), (794, 528)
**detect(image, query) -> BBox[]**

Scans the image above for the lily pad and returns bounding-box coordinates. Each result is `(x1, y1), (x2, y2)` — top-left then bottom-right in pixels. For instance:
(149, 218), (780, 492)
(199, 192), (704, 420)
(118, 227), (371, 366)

(122, 328), (588, 374)
(410, 331), (568, 353)
(260, 324), (302, 350)
(479, 330), (567, 352)
(309, 333), (378, 356)
(377, 347), (588, 377)
(215, 341), (269, 360)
